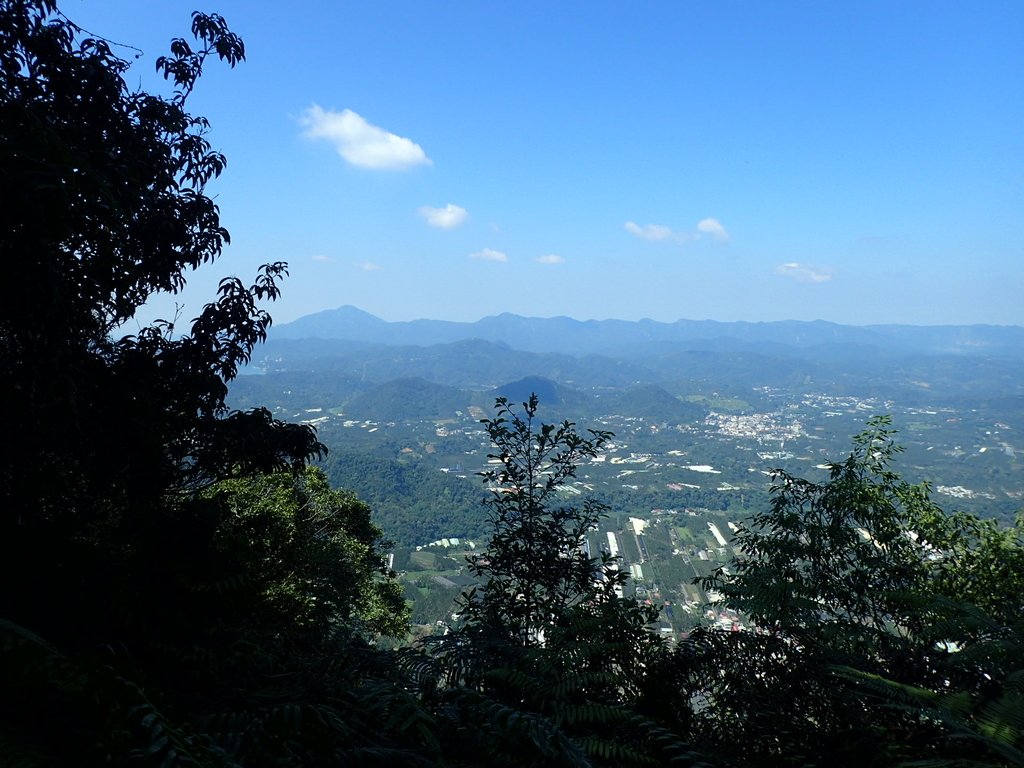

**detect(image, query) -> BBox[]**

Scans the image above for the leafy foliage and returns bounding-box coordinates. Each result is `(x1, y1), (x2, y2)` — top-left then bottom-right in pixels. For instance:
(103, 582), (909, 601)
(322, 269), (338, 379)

(457, 394), (618, 646)
(424, 395), (701, 766)
(0, 0), (327, 635)
(202, 467), (409, 639)
(706, 416), (940, 642)
(649, 417), (1024, 767)
(0, 3), (413, 764)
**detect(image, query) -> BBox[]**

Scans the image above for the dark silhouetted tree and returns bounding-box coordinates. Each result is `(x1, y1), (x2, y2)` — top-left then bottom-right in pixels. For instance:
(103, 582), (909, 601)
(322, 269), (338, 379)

(0, 0), (324, 641)
(460, 394), (617, 646)
(655, 417), (1024, 767)
(423, 395), (702, 767)
(0, 4), (416, 764)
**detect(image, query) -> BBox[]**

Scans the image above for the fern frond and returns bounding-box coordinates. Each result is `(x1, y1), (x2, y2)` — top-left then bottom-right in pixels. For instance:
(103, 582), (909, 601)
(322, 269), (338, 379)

(578, 734), (660, 767)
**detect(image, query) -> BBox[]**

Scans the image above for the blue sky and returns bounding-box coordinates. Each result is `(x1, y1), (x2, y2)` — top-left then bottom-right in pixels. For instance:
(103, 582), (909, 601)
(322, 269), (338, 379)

(69, 1), (1022, 327)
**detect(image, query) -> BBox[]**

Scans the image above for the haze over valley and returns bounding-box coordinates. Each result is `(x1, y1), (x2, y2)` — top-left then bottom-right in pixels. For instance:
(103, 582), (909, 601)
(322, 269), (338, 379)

(228, 306), (1024, 635)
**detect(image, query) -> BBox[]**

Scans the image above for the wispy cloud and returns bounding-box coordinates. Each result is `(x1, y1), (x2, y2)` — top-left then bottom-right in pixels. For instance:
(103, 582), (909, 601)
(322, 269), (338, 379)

(535, 254), (565, 265)
(776, 262), (832, 283)
(625, 221), (678, 241)
(696, 217), (730, 242)
(298, 105), (431, 170)
(470, 248), (507, 263)
(311, 254), (332, 262)
(625, 218), (730, 244)
(358, 261), (382, 271)
(419, 203), (468, 229)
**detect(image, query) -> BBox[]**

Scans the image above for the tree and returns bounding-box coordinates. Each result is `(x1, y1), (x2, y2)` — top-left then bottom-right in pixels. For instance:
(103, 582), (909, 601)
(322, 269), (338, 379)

(203, 467), (409, 641)
(0, 4), (418, 764)
(458, 394), (618, 647)
(657, 417), (1024, 767)
(704, 416), (938, 643)
(0, 0), (324, 643)
(422, 395), (699, 767)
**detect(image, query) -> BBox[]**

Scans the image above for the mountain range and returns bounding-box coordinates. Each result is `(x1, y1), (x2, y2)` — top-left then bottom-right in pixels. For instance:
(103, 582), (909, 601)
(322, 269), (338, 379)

(246, 307), (1024, 408)
(271, 305), (1024, 359)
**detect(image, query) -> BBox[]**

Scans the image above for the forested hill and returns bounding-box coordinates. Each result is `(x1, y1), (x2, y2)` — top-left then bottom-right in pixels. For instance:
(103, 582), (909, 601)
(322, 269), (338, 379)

(272, 305), (1024, 359)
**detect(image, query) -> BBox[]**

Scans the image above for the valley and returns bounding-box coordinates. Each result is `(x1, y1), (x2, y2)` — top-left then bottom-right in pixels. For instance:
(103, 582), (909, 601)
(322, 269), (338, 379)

(227, 311), (1024, 636)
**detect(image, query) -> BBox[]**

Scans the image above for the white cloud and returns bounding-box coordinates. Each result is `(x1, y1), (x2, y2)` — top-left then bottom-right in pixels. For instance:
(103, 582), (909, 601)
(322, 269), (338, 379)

(419, 203), (468, 229)
(470, 248), (507, 263)
(625, 221), (676, 241)
(535, 254), (565, 265)
(310, 254), (332, 262)
(625, 217), (731, 245)
(696, 217), (730, 242)
(298, 104), (431, 170)
(358, 261), (382, 271)
(776, 262), (832, 283)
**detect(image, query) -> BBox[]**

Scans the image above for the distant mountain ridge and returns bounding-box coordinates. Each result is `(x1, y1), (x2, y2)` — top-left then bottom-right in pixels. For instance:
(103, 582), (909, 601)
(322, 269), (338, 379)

(272, 306), (1024, 359)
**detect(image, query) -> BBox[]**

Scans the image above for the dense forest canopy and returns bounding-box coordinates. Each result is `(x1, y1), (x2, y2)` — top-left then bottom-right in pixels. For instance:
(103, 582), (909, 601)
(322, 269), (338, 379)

(2, 2), (1023, 766)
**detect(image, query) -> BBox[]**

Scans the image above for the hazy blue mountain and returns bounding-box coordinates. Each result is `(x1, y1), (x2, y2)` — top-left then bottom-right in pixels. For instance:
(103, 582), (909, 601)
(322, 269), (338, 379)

(267, 305), (402, 343)
(597, 384), (705, 423)
(227, 370), (371, 412)
(259, 337), (377, 361)
(253, 308), (1024, 417)
(489, 375), (564, 405)
(866, 324), (1024, 357)
(251, 344), (1024, 409)
(272, 306), (1024, 359)
(479, 379), (706, 427)
(342, 378), (469, 421)
(484, 376), (597, 417)
(256, 338), (655, 390)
